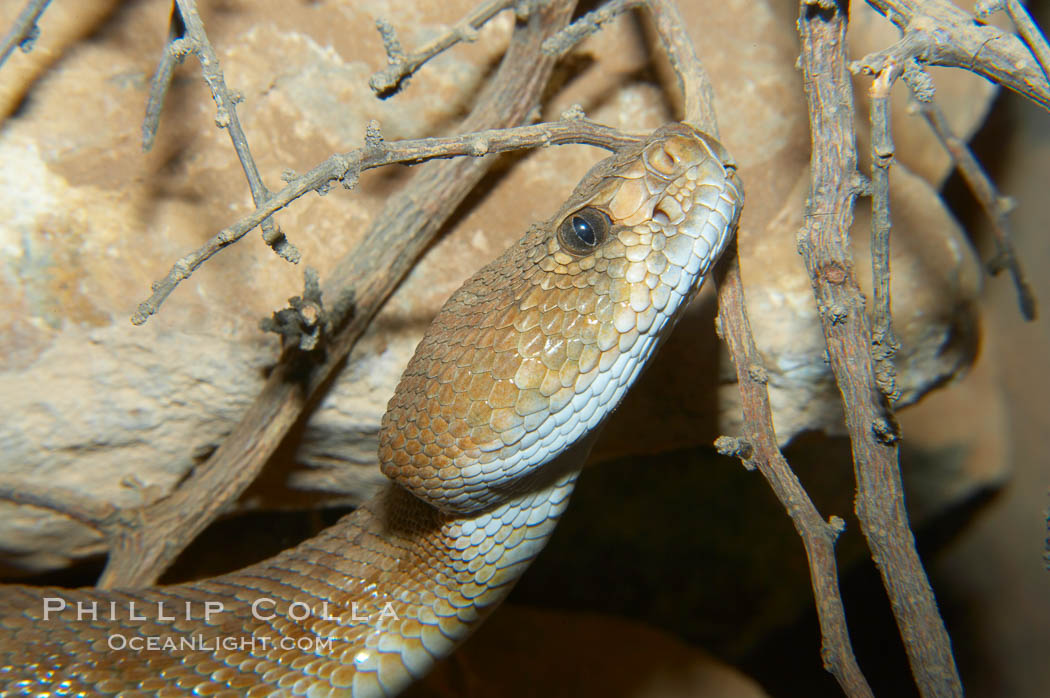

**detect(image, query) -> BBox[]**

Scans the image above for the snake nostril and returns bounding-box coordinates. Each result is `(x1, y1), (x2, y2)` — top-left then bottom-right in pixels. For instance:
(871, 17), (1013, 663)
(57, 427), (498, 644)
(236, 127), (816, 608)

(655, 196), (684, 225)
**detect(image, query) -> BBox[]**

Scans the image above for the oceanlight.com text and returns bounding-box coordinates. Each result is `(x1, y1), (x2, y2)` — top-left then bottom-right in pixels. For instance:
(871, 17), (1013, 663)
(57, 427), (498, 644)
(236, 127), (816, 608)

(107, 633), (335, 653)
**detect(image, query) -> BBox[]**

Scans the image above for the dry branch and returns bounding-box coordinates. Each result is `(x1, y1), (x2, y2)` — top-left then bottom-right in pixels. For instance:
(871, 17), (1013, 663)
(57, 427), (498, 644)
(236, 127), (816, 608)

(542, 0), (718, 134)
(855, 0), (1041, 322)
(143, 0), (297, 266)
(864, 0), (1050, 111)
(130, 118), (641, 325)
(977, 0), (1050, 83)
(647, 0), (873, 690)
(0, 0), (51, 70)
(868, 62), (903, 399)
(714, 246), (874, 698)
(100, 0), (581, 588)
(917, 97), (1037, 320)
(369, 0), (517, 96)
(798, 1), (962, 695)
(542, 0), (639, 55)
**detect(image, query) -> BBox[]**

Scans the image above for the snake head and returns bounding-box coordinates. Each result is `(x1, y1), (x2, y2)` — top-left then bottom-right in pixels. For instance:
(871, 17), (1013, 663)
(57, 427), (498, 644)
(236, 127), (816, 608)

(380, 123), (743, 514)
(543, 122), (741, 293)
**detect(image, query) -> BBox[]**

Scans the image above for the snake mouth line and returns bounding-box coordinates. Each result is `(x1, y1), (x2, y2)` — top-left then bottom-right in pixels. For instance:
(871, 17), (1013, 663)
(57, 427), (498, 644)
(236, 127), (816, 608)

(0, 120), (745, 698)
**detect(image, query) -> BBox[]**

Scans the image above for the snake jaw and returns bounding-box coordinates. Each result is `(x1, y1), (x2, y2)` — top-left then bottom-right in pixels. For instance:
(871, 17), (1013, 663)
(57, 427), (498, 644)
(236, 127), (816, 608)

(0, 125), (742, 698)
(379, 123), (743, 516)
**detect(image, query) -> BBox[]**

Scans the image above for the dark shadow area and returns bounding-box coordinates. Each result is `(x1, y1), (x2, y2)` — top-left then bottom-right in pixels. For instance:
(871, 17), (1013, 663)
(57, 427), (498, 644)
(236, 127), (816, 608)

(740, 483), (999, 698)
(160, 504), (353, 584)
(509, 428), (1004, 697)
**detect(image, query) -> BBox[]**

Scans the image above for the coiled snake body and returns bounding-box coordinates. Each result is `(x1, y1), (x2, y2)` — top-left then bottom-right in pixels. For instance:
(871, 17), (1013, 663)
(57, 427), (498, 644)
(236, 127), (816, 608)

(0, 123), (742, 697)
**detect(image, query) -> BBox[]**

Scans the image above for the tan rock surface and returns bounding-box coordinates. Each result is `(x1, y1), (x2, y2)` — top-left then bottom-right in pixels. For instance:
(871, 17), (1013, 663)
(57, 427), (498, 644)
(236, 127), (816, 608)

(0, 0), (994, 570)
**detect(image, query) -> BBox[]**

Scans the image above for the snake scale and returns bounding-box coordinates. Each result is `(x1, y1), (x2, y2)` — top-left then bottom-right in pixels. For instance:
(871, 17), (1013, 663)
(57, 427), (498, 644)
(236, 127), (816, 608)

(0, 122), (742, 697)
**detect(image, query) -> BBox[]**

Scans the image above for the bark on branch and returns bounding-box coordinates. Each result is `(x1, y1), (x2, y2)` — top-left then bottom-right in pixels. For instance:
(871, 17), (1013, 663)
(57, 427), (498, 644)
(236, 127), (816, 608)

(863, 0), (1050, 111)
(100, 0), (581, 588)
(798, 2), (962, 695)
(714, 245), (874, 698)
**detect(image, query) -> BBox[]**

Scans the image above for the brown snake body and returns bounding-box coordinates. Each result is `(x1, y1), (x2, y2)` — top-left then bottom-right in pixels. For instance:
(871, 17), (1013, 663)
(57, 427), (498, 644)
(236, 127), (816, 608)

(0, 123), (742, 697)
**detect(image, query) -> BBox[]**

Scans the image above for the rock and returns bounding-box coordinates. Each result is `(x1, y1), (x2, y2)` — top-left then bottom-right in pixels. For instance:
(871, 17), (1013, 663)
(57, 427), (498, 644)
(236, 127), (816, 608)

(0, 0), (992, 570)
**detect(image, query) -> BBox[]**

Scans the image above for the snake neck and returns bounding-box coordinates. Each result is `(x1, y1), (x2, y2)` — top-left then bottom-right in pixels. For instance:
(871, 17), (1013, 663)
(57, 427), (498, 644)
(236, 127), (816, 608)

(379, 124), (742, 516)
(0, 437), (592, 697)
(0, 123), (742, 698)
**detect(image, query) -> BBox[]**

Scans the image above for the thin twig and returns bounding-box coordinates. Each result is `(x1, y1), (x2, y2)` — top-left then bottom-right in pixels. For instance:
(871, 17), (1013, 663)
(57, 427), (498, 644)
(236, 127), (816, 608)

(141, 6), (188, 152)
(644, 0), (718, 135)
(916, 96), (1037, 321)
(102, 0), (580, 588)
(798, 2), (963, 696)
(542, 0), (640, 56)
(0, 0), (51, 71)
(131, 118), (642, 325)
(862, 0), (1050, 112)
(143, 0), (298, 264)
(1003, 0), (1050, 83)
(541, 0), (719, 135)
(868, 61), (903, 399)
(640, 3), (865, 688)
(714, 245), (874, 698)
(369, 0), (516, 96)
(977, 0), (1050, 84)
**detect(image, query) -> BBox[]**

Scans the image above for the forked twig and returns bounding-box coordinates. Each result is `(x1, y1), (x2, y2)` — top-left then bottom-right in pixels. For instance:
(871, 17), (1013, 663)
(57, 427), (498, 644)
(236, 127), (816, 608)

(542, 0), (718, 134)
(101, 0), (581, 588)
(369, 0), (518, 96)
(864, 0), (1050, 111)
(131, 118), (642, 325)
(143, 0), (298, 265)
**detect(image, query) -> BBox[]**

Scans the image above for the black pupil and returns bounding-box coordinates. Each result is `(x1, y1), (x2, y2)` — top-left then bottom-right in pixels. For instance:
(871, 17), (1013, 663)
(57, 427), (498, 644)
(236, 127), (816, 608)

(571, 216), (596, 246)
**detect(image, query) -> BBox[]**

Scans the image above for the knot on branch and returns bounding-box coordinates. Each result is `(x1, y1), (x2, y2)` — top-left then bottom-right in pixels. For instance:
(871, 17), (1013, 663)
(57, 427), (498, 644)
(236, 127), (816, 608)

(365, 120), (385, 149)
(513, 0), (535, 21)
(819, 262), (849, 285)
(871, 416), (901, 445)
(853, 33), (936, 104)
(261, 222), (301, 264)
(902, 59), (935, 102)
(715, 435), (754, 468)
(747, 364), (768, 385)
(260, 268), (327, 352)
(560, 103), (586, 121)
(974, 1), (1006, 23)
(18, 23), (40, 53)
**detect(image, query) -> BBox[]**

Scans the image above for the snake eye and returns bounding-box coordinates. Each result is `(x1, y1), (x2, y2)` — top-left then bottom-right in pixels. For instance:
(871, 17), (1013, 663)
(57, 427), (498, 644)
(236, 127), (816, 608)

(557, 207), (610, 255)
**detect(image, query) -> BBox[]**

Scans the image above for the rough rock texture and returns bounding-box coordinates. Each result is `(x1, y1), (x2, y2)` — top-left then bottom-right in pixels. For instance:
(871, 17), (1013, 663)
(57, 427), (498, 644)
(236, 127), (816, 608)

(0, 0), (995, 570)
